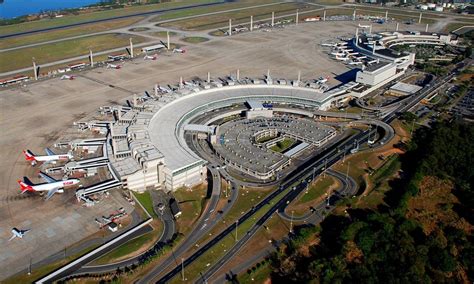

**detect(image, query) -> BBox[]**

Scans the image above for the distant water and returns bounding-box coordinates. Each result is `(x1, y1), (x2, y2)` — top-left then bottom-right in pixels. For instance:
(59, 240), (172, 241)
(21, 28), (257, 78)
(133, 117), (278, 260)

(0, 0), (103, 19)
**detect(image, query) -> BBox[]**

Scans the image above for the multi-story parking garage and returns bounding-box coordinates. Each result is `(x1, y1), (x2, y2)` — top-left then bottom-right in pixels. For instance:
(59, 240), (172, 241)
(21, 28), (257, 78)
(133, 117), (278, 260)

(212, 117), (336, 180)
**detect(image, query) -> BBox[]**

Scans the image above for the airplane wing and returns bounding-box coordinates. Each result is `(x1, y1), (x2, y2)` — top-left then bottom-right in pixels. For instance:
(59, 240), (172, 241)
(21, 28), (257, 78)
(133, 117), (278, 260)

(45, 148), (55, 156)
(45, 187), (60, 201)
(39, 172), (57, 183)
(8, 234), (16, 241)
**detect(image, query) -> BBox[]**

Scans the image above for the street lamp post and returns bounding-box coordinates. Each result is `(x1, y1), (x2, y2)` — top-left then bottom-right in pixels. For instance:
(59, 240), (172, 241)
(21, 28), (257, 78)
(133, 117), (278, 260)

(181, 258), (185, 281)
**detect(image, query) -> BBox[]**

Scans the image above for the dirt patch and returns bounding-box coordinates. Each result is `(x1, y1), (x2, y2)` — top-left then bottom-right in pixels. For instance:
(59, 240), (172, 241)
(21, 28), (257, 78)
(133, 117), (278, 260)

(407, 176), (473, 235)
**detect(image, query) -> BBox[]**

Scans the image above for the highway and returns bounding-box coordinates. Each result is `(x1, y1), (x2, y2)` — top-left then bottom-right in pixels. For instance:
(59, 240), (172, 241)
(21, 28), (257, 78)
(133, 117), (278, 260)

(277, 169), (357, 222)
(153, 69), (457, 283)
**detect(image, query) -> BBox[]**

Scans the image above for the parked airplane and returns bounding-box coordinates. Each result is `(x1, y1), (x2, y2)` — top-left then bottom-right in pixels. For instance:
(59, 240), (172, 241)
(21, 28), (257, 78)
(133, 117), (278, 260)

(173, 48), (186, 53)
(317, 76), (329, 84)
(158, 85), (172, 93)
(144, 54), (157, 60)
(347, 52), (359, 56)
(60, 75), (75, 80)
(321, 43), (337, 47)
(107, 63), (121, 69)
(23, 148), (73, 166)
(348, 61), (363, 65)
(18, 172), (80, 200)
(8, 228), (29, 241)
(355, 55), (367, 60)
(331, 52), (346, 56)
(335, 55), (350, 61)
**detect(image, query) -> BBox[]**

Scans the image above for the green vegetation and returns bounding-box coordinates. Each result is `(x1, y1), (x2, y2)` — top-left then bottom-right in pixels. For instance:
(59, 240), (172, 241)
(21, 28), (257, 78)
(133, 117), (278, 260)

(181, 36), (209, 43)
(92, 232), (155, 265)
(151, 0), (278, 22)
(0, 33), (147, 73)
(133, 191), (157, 218)
(239, 260), (272, 283)
(255, 135), (277, 143)
(0, 0), (215, 35)
(268, 121), (474, 282)
(299, 175), (334, 204)
(173, 186), (207, 235)
(0, 17), (143, 50)
(371, 155), (400, 189)
(151, 31), (178, 37)
(160, 2), (312, 30)
(270, 138), (296, 153)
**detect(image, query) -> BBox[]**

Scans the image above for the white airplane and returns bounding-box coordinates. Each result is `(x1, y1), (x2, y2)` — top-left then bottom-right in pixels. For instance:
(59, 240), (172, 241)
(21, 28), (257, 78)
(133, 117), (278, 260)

(317, 76), (329, 84)
(60, 75), (75, 80)
(144, 54), (157, 60)
(331, 52), (346, 56)
(23, 148), (73, 166)
(158, 85), (171, 93)
(321, 43), (337, 47)
(107, 63), (122, 69)
(355, 55), (367, 60)
(18, 172), (80, 200)
(335, 55), (350, 61)
(343, 49), (354, 53)
(358, 23), (371, 29)
(347, 52), (359, 56)
(348, 61), (363, 65)
(173, 48), (186, 53)
(8, 228), (29, 241)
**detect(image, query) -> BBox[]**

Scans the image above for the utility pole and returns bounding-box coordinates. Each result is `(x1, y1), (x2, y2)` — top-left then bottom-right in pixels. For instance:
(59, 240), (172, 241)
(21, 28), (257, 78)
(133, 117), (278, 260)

(32, 58), (38, 81)
(289, 211), (294, 233)
(271, 12), (275, 27)
(228, 19), (232, 36)
(181, 258), (185, 281)
(129, 38), (134, 58)
(250, 15), (253, 31)
(89, 49), (94, 67)
(385, 10), (388, 21)
(418, 12), (422, 24)
(396, 22), (399, 32)
(237, 69), (240, 81)
(312, 167), (316, 181)
(235, 220), (238, 241)
(295, 9), (299, 25)
(28, 258), (32, 275)
(167, 31), (170, 50)
(345, 161), (350, 181)
(297, 70), (301, 85)
(425, 23), (429, 32)
(353, 9), (356, 21)
(207, 72), (211, 83)
(323, 10), (326, 21)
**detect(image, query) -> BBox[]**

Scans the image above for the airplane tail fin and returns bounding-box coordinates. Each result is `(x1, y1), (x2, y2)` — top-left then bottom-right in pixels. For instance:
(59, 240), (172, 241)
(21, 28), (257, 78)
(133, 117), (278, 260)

(23, 150), (36, 161)
(18, 177), (34, 193)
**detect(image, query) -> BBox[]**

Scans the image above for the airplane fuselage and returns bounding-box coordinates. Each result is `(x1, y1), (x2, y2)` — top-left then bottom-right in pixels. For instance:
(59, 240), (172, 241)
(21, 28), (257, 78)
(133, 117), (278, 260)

(23, 179), (79, 192)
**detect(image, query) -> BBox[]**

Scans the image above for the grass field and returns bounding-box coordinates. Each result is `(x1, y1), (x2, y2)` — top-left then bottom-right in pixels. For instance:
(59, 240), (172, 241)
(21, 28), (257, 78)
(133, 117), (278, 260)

(181, 36), (209, 43)
(160, 2), (316, 31)
(0, 17), (143, 50)
(0, 33), (147, 73)
(133, 191), (158, 219)
(443, 22), (474, 33)
(0, 0), (216, 36)
(300, 175), (335, 204)
(270, 138), (296, 153)
(150, 0), (278, 22)
(92, 231), (156, 265)
(173, 185), (207, 236)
